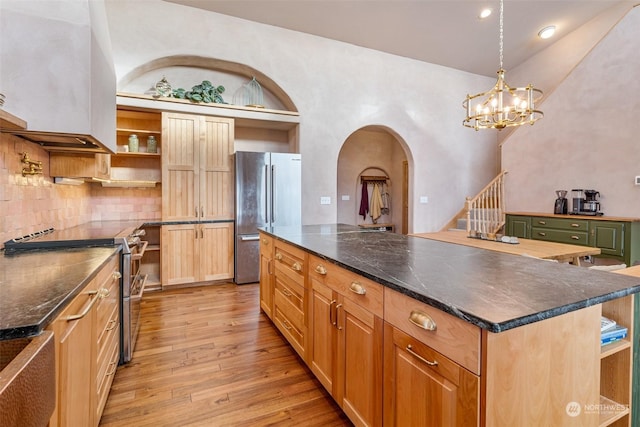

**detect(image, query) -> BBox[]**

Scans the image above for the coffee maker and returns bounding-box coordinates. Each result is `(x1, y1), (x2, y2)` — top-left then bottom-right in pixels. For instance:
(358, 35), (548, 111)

(571, 189), (603, 215)
(554, 190), (568, 214)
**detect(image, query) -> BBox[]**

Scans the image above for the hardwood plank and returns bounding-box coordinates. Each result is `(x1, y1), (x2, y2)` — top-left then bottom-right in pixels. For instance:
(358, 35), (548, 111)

(100, 283), (351, 426)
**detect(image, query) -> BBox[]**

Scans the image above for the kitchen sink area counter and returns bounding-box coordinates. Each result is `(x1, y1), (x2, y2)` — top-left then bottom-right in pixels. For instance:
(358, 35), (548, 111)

(0, 246), (121, 340)
(260, 224), (640, 333)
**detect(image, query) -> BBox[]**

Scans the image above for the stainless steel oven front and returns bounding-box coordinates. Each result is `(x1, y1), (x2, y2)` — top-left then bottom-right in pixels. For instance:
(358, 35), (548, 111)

(120, 232), (148, 364)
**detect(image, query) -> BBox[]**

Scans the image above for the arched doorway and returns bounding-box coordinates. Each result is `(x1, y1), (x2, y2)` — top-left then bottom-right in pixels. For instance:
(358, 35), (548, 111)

(337, 126), (410, 234)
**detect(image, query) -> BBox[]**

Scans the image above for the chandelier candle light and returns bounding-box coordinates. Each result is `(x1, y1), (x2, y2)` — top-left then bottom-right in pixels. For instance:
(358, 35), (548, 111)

(463, 0), (543, 130)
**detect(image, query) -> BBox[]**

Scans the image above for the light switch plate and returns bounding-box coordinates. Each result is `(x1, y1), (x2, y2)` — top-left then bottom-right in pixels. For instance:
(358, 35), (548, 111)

(341, 195), (350, 201)
(320, 196), (331, 205)
(635, 176), (640, 186)
(419, 196), (429, 204)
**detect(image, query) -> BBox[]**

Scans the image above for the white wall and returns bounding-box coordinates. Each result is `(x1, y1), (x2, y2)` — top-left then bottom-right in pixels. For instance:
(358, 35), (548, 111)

(104, 0), (498, 233)
(503, 6), (640, 217)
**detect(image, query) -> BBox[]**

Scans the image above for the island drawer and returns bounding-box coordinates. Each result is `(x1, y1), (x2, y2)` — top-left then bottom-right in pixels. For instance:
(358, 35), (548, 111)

(531, 217), (589, 232)
(308, 255), (383, 317)
(274, 274), (305, 331)
(274, 240), (306, 287)
(384, 288), (481, 375)
(531, 227), (589, 245)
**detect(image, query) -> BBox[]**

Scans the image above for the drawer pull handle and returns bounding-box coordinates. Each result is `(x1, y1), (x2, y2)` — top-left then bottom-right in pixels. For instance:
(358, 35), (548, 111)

(106, 361), (118, 377)
(349, 282), (366, 295)
(98, 288), (110, 299)
(538, 221), (546, 225)
(292, 262), (302, 271)
(329, 300), (337, 326)
(105, 319), (118, 331)
(571, 223), (580, 228)
(275, 252), (283, 261)
(262, 238), (270, 245)
(315, 265), (327, 275)
(112, 271), (122, 280)
(571, 235), (580, 240)
(335, 303), (343, 330)
(409, 310), (437, 331)
(282, 288), (293, 297)
(282, 319), (292, 331)
(64, 290), (99, 321)
(406, 344), (438, 366)
(538, 232), (546, 236)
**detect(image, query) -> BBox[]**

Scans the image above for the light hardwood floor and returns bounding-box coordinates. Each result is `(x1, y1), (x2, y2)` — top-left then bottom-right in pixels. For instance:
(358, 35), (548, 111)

(100, 283), (352, 427)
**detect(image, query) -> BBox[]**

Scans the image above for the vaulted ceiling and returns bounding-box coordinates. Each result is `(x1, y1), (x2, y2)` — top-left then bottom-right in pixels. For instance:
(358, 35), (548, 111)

(164, 0), (625, 77)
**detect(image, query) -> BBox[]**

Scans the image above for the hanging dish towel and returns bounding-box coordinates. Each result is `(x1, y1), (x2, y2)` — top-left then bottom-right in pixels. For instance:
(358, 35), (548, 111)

(359, 182), (369, 219)
(370, 183), (383, 222)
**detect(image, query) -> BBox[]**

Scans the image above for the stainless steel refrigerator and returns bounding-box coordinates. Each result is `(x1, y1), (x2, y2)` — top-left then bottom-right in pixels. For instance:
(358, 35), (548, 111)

(234, 151), (301, 284)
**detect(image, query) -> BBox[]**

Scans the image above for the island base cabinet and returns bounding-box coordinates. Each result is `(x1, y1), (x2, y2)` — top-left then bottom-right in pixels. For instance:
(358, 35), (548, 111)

(309, 278), (383, 427)
(259, 233), (274, 319)
(383, 323), (479, 427)
(483, 304), (601, 427)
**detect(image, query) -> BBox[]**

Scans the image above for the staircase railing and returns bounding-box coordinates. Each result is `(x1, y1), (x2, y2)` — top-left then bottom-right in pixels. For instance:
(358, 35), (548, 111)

(465, 170), (508, 237)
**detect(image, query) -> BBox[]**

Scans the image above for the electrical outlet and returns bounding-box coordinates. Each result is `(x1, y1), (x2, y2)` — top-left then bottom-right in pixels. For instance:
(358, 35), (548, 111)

(320, 196), (331, 205)
(341, 195), (350, 201)
(419, 196), (429, 204)
(635, 176), (640, 186)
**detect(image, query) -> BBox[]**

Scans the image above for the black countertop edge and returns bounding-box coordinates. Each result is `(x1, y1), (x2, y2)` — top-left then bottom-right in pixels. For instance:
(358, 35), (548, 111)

(0, 246), (122, 341)
(260, 227), (640, 334)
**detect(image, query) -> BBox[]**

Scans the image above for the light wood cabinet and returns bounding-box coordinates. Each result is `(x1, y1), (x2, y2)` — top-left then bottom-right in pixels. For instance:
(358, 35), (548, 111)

(308, 255), (383, 427)
(49, 152), (111, 180)
(259, 233), (275, 319)
(160, 112), (235, 288)
(383, 323), (479, 427)
(272, 239), (308, 359)
(47, 251), (120, 427)
(161, 222), (234, 287)
(139, 224), (161, 291)
(161, 112), (234, 222)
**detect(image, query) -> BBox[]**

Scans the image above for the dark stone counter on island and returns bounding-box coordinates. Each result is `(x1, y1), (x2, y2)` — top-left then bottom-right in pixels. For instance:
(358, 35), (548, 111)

(260, 224), (640, 332)
(0, 246), (120, 340)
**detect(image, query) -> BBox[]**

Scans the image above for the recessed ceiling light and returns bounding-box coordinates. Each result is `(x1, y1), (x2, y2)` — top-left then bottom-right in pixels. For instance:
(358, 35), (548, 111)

(479, 8), (492, 19)
(538, 25), (556, 39)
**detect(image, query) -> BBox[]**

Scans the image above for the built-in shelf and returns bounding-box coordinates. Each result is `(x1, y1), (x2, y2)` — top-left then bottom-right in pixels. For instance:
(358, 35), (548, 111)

(599, 395), (629, 426)
(600, 338), (631, 359)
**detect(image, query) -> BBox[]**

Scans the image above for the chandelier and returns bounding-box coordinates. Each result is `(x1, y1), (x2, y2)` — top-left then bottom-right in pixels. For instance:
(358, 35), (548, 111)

(463, 0), (543, 130)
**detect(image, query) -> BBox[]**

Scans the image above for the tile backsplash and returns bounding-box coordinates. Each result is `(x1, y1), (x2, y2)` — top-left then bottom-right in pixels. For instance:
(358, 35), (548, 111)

(0, 133), (161, 247)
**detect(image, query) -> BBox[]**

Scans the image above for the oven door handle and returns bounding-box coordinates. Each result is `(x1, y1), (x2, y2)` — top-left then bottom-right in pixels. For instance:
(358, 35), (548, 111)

(131, 241), (148, 261)
(131, 274), (148, 301)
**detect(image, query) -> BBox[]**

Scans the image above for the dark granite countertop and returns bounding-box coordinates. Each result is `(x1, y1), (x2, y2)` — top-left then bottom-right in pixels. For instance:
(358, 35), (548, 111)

(0, 246), (120, 340)
(261, 224), (640, 332)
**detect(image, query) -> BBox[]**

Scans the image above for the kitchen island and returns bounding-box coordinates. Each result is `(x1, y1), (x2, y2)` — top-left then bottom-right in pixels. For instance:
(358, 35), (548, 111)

(259, 224), (640, 427)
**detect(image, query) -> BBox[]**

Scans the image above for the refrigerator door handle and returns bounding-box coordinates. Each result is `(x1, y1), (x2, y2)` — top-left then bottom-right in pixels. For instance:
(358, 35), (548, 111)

(265, 164), (270, 223)
(271, 165), (276, 223)
(240, 234), (260, 241)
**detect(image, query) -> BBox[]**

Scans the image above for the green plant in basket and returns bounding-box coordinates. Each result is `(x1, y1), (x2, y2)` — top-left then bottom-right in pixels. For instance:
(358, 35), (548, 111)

(172, 80), (226, 104)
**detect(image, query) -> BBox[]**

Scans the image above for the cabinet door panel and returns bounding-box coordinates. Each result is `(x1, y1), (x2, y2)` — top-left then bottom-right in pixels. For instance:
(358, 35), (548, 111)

(310, 279), (336, 394)
(201, 117), (234, 220)
(161, 225), (198, 286)
(340, 298), (383, 427)
(592, 222), (624, 257)
(200, 222), (234, 281)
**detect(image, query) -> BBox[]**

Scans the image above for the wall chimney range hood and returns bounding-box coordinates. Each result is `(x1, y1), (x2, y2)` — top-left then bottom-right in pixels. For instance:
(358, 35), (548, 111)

(0, 0), (117, 154)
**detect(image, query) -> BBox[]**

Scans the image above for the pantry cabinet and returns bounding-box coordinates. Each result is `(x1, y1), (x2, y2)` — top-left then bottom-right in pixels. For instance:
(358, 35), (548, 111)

(47, 251), (120, 427)
(161, 112), (234, 222)
(308, 255), (383, 427)
(161, 222), (234, 287)
(161, 112), (235, 288)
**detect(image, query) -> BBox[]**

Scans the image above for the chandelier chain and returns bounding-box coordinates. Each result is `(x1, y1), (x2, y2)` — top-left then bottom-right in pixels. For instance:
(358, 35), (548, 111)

(499, 0), (504, 70)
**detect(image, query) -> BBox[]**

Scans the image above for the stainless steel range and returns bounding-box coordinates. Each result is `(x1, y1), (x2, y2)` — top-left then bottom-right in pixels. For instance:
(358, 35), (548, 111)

(3, 221), (148, 364)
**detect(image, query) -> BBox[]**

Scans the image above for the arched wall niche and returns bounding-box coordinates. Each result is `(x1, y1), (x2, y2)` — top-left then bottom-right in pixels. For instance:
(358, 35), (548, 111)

(117, 55), (298, 112)
(337, 125), (411, 234)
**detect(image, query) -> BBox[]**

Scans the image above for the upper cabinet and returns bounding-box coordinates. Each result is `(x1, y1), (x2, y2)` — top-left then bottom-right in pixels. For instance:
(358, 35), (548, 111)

(162, 112), (234, 221)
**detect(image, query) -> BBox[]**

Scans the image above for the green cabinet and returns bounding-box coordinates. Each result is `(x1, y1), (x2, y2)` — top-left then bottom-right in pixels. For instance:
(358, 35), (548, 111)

(591, 221), (624, 258)
(505, 214), (640, 267)
(505, 216), (530, 239)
